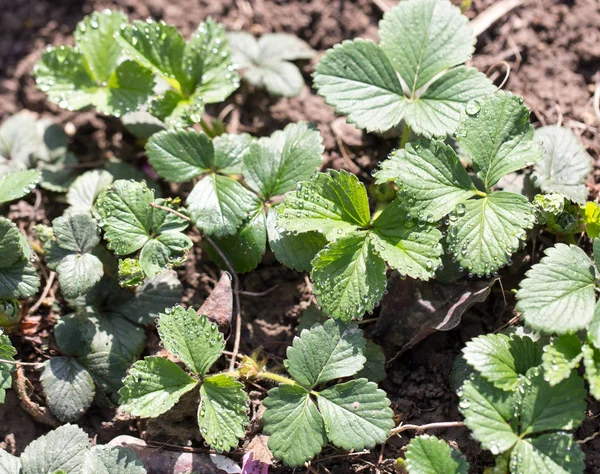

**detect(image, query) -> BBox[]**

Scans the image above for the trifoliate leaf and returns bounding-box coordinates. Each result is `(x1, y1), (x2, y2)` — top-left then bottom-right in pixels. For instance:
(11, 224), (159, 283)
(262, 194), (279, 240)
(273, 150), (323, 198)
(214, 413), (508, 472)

(0, 329), (16, 404)
(0, 218), (40, 299)
(582, 344), (600, 400)
(405, 435), (469, 474)
(266, 209), (327, 272)
(41, 357), (95, 422)
(459, 375), (520, 454)
(35, 11), (154, 116)
(81, 445), (147, 474)
(379, 0), (473, 96)
(375, 140), (476, 223)
(517, 244), (596, 334)
(146, 130), (213, 182)
(542, 334), (583, 386)
(286, 319), (365, 387)
(371, 199), (443, 280)
(277, 170), (371, 241)
(457, 92), (542, 188)
(313, 39), (406, 134)
(356, 341), (386, 383)
(518, 367), (586, 436)
(96, 180), (191, 276)
(311, 232), (387, 321)
(20, 424), (89, 474)
(228, 32), (314, 97)
(118, 356), (198, 417)
(533, 126), (591, 204)
(0, 169), (40, 204)
(198, 374), (248, 452)
(0, 449), (20, 474)
(187, 174), (260, 238)
(243, 122), (323, 199)
(462, 334), (541, 391)
(510, 433), (584, 474)
(263, 384), (327, 467)
(66, 169), (114, 213)
(318, 378), (394, 450)
(157, 306), (224, 376)
(207, 205), (266, 274)
(583, 202), (600, 239)
(447, 192), (535, 275)
(45, 212), (104, 299)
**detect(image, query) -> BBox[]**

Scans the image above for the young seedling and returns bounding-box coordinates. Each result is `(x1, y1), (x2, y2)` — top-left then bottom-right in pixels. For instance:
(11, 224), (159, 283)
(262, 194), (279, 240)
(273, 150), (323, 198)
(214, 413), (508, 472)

(313, 0), (495, 138)
(227, 32), (315, 97)
(276, 169), (442, 320)
(457, 332), (586, 473)
(0, 217), (40, 300)
(375, 92), (543, 276)
(145, 122), (324, 272)
(399, 435), (468, 474)
(119, 306), (249, 452)
(118, 17), (239, 127)
(0, 424), (146, 473)
(95, 179), (192, 281)
(35, 11), (154, 117)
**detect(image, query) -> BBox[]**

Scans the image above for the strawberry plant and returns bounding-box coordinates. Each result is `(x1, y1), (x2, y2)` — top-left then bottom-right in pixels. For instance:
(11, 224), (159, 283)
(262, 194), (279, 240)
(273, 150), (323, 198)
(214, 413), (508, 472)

(227, 32), (315, 97)
(0, 328), (16, 403)
(398, 435), (469, 473)
(313, 0), (495, 138)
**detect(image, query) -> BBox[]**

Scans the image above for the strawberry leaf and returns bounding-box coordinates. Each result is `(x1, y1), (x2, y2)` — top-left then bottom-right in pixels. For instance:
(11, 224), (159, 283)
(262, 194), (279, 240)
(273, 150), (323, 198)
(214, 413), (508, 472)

(541, 334), (583, 386)
(510, 433), (584, 474)
(0, 328), (16, 404)
(66, 169), (114, 213)
(80, 445), (146, 474)
(0, 217), (40, 299)
(0, 169), (40, 204)
(405, 435), (469, 474)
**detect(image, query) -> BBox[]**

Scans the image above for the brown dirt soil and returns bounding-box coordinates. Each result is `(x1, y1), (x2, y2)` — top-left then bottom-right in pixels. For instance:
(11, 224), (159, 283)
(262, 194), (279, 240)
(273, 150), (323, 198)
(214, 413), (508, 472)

(1, 0), (600, 473)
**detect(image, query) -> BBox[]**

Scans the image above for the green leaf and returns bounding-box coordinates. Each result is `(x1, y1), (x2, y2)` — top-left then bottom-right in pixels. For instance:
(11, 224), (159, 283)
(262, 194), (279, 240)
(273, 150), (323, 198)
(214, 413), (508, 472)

(0, 449), (20, 474)
(78, 351), (132, 397)
(0, 218), (40, 299)
(81, 445), (147, 474)
(207, 205), (266, 274)
(0, 169), (40, 204)
(118, 356), (198, 418)
(356, 340), (386, 383)
(583, 202), (600, 239)
(0, 217), (25, 268)
(277, 170), (371, 241)
(318, 378), (394, 450)
(243, 122), (323, 199)
(198, 374), (248, 452)
(41, 357), (95, 422)
(66, 169), (114, 213)
(20, 424), (89, 474)
(516, 244), (596, 334)
(402, 66), (495, 138)
(157, 306), (224, 376)
(313, 39), (406, 133)
(459, 375), (520, 454)
(462, 334), (541, 391)
(375, 140), (476, 223)
(266, 208), (327, 272)
(311, 232), (387, 321)
(74, 10), (126, 83)
(533, 126), (591, 204)
(263, 384), (327, 467)
(371, 199), (443, 280)
(0, 112), (38, 171)
(146, 130), (213, 182)
(212, 133), (253, 175)
(457, 92), (542, 188)
(0, 329), (16, 404)
(519, 368), (586, 435)
(405, 435), (469, 474)
(447, 192), (535, 275)
(46, 212), (104, 299)
(379, 0), (474, 96)
(118, 258), (144, 288)
(121, 111), (166, 140)
(85, 309), (146, 362)
(138, 232), (192, 278)
(582, 344), (600, 400)
(510, 433), (584, 474)
(187, 174), (260, 238)
(286, 319), (365, 387)
(542, 334), (583, 386)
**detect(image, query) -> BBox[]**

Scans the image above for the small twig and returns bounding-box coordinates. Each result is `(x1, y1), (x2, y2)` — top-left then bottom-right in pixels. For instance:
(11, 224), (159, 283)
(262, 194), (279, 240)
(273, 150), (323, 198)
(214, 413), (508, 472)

(221, 350), (244, 360)
(470, 0), (525, 37)
(14, 367), (59, 427)
(357, 317), (378, 326)
(239, 284), (279, 297)
(593, 80), (600, 124)
(487, 61), (511, 90)
(149, 202), (191, 222)
(0, 359), (44, 368)
(578, 431), (600, 444)
(389, 421), (466, 438)
(313, 450), (371, 464)
(28, 271), (56, 314)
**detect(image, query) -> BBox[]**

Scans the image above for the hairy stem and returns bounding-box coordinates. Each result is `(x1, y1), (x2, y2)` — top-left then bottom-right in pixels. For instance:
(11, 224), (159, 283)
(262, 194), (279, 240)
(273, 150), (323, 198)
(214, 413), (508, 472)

(399, 123), (412, 149)
(389, 420), (466, 438)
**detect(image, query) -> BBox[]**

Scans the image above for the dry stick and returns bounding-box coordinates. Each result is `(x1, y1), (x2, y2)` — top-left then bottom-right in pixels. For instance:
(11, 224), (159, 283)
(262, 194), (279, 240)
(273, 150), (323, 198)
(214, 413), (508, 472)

(149, 202), (243, 371)
(593, 79), (600, 124)
(389, 421), (466, 438)
(28, 271), (56, 315)
(469, 0), (526, 37)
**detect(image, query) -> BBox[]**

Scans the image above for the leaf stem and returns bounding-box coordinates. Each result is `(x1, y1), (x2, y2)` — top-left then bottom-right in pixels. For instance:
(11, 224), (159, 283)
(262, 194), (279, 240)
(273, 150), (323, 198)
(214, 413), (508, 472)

(474, 189), (487, 198)
(149, 202), (191, 222)
(226, 369), (299, 387)
(199, 118), (217, 138)
(388, 420), (466, 438)
(399, 123), (412, 149)
(0, 358), (44, 368)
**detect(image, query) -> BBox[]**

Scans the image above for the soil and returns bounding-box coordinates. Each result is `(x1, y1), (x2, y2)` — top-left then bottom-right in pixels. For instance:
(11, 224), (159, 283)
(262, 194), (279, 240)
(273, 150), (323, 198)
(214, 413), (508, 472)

(1, 0), (600, 472)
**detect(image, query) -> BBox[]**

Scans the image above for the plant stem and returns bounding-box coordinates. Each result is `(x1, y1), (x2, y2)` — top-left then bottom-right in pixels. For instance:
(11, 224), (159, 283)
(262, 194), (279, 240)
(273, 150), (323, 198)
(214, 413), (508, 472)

(388, 420), (466, 438)
(0, 358), (44, 368)
(199, 118), (216, 138)
(474, 189), (488, 198)
(399, 123), (411, 149)
(149, 202), (191, 222)
(226, 369), (299, 387)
